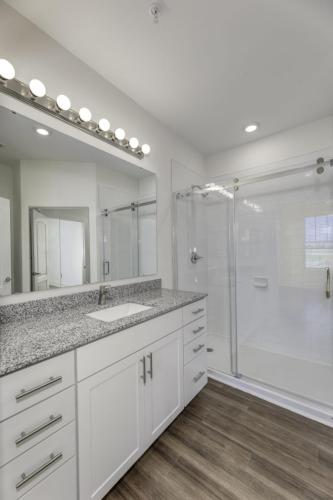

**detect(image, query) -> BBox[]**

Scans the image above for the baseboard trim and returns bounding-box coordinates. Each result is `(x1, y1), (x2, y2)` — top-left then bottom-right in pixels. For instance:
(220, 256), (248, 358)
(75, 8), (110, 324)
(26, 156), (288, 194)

(208, 369), (333, 428)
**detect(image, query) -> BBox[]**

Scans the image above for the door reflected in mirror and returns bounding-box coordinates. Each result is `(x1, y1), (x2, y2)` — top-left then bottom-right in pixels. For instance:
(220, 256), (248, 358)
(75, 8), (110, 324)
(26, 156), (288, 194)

(30, 207), (90, 291)
(0, 105), (157, 297)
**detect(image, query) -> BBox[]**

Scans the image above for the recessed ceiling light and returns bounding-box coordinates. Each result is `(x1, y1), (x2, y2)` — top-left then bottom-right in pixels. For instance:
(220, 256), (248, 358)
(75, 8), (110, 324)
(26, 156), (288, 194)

(245, 123), (259, 133)
(36, 128), (50, 136)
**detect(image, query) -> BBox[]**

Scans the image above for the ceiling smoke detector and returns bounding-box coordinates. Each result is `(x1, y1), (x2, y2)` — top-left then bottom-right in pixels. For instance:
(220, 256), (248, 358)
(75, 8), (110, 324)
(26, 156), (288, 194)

(149, 2), (161, 23)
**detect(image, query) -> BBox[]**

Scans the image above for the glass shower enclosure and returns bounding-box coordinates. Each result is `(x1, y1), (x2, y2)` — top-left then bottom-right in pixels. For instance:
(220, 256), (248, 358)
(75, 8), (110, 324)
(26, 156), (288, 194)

(173, 158), (333, 413)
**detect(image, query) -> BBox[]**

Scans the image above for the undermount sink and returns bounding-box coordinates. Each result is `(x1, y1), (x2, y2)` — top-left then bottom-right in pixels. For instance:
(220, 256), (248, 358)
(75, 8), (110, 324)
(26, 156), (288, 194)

(86, 303), (152, 323)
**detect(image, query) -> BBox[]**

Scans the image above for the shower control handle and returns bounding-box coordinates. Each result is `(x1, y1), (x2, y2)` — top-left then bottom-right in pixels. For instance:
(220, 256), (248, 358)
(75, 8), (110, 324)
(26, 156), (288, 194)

(190, 251), (203, 264)
(325, 267), (331, 299)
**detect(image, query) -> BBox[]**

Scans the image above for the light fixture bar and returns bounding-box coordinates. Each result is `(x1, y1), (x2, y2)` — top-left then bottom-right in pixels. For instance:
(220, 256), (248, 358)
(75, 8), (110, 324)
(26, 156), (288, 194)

(0, 74), (149, 160)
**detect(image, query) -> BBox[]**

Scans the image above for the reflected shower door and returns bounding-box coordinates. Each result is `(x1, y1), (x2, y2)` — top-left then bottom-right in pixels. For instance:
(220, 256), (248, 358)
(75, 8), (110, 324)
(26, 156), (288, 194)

(235, 165), (333, 406)
(109, 207), (139, 280)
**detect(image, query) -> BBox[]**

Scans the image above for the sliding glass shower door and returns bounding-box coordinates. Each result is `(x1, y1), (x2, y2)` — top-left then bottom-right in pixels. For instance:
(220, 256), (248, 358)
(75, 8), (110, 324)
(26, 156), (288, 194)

(234, 164), (333, 406)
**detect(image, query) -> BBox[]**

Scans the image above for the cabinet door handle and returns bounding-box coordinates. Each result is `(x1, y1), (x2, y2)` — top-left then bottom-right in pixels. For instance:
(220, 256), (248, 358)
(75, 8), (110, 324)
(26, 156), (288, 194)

(193, 326), (204, 335)
(193, 344), (205, 354)
(147, 352), (153, 379)
(193, 371), (205, 383)
(141, 356), (147, 385)
(15, 376), (62, 402)
(16, 452), (63, 490)
(192, 308), (204, 315)
(325, 267), (331, 298)
(15, 414), (63, 447)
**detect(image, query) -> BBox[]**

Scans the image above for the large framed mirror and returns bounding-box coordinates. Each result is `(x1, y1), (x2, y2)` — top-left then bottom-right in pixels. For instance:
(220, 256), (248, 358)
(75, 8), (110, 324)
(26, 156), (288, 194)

(0, 104), (157, 297)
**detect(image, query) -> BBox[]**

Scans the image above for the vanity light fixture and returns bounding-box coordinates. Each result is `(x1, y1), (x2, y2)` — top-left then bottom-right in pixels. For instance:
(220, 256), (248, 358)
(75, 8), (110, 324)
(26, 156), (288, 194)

(115, 128), (126, 141)
(0, 58), (15, 81)
(29, 79), (46, 98)
(141, 144), (151, 155)
(36, 127), (50, 136)
(129, 137), (139, 149)
(56, 94), (71, 111)
(0, 58), (150, 158)
(78, 107), (92, 122)
(244, 123), (259, 133)
(98, 118), (111, 132)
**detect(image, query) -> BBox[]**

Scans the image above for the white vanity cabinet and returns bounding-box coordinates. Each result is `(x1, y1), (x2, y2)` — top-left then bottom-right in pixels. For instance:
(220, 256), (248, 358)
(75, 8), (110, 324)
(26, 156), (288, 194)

(77, 314), (184, 500)
(143, 329), (183, 448)
(0, 298), (207, 500)
(77, 350), (145, 500)
(0, 352), (76, 500)
(182, 299), (208, 406)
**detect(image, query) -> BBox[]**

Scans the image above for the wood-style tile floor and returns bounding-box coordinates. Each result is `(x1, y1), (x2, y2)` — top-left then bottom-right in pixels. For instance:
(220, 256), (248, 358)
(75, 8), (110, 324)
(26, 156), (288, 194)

(104, 379), (333, 500)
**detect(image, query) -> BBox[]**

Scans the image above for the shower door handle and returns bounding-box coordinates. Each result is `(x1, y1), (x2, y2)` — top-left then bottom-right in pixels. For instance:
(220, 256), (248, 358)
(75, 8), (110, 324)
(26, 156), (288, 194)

(325, 267), (331, 298)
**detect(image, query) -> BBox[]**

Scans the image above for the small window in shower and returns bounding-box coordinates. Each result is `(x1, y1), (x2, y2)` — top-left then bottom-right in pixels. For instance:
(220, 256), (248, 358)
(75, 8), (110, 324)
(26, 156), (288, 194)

(305, 215), (333, 268)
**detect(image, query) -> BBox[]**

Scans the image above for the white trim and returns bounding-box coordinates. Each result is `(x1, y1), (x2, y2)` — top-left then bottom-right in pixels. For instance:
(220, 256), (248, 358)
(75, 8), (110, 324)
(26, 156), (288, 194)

(208, 369), (333, 428)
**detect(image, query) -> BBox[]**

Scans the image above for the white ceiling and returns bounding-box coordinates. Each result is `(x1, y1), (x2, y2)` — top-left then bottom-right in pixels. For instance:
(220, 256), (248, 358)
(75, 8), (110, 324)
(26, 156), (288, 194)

(5, 0), (333, 155)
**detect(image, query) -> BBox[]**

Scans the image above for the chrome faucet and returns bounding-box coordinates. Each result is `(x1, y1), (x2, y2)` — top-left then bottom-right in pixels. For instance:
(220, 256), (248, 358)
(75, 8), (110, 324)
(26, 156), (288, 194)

(98, 285), (109, 305)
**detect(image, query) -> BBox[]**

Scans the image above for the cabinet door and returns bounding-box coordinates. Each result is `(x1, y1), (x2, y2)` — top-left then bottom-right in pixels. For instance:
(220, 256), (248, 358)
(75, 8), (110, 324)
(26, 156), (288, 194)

(78, 352), (145, 500)
(144, 329), (183, 448)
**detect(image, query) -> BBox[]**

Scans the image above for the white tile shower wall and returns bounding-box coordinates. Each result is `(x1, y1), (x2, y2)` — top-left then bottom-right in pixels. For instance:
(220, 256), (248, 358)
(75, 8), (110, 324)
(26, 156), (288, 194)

(0, 2), (205, 290)
(175, 193), (231, 373)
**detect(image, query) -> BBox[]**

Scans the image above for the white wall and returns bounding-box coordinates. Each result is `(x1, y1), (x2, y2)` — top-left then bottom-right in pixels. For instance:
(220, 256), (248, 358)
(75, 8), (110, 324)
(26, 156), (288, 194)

(206, 116), (333, 180)
(0, 2), (205, 289)
(19, 160), (97, 292)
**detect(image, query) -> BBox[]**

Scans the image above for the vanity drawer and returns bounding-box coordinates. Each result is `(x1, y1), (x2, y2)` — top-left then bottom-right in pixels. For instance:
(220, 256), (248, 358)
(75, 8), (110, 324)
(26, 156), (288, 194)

(0, 351), (75, 422)
(182, 299), (206, 326)
(183, 316), (207, 345)
(0, 386), (75, 467)
(184, 333), (207, 366)
(19, 456), (77, 500)
(0, 421), (76, 500)
(184, 351), (207, 406)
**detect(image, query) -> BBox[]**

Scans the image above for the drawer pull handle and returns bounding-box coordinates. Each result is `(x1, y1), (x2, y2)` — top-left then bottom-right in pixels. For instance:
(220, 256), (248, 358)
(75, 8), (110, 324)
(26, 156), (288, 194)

(193, 344), (205, 354)
(193, 371), (205, 383)
(15, 414), (63, 447)
(15, 376), (63, 402)
(192, 307), (205, 315)
(193, 326), (204, 334)
(16, 452), (63, 490)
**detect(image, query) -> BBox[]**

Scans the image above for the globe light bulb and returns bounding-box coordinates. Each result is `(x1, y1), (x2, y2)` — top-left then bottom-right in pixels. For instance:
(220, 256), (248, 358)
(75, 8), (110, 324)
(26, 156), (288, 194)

(141, 144), (151, 155)
(79, 107), (92, 122)
(129, 137), (139, 149)
(98, 118), (110, 132)
(29, 79), (46, 98)
(56, 94), (71, 111)
(0, 59), (15, 80)
(115, 128), (126, 141)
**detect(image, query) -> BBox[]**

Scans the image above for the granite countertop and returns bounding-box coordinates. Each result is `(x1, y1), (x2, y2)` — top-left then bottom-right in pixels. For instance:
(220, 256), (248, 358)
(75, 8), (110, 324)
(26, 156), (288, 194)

(0, 288), (206, 377)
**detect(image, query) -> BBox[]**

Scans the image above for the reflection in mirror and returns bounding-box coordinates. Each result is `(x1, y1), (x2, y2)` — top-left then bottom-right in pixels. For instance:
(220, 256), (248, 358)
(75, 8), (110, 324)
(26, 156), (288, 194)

(30, 207), (90, 291)
(0, 105), (157, 297)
